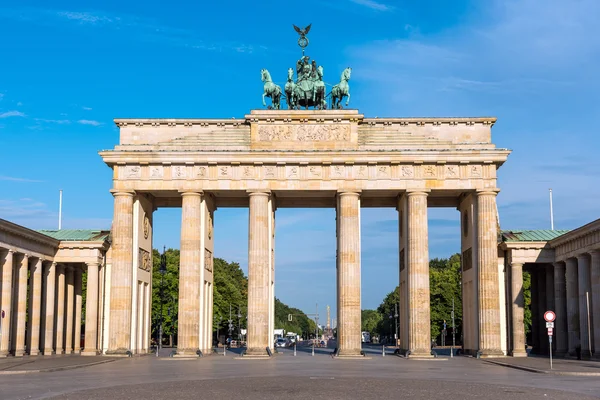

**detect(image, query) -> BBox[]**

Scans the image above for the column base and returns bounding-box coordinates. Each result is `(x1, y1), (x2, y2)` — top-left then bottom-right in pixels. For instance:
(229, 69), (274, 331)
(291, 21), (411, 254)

(55, 350), (65, 355)
(407, 350), (434, 359)
(14, 349), (25, 357)
(29, 350), (40, 356)
(337, 349), (362, 357)
(105, 348), (131, 357)
(81, 349), (99, 356)
(174, 348), (201, 357)
(478, 349), (505, 358)
(42, 349), (55, 356)
(245, 347), (269, 356)
(510, 350), (528, 357)
(0, 351), (9, 358)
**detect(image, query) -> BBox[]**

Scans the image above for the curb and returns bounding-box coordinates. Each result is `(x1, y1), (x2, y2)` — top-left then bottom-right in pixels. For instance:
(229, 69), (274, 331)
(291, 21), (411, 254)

(483, 360), (600, 376)
(0, 359), (117, 375)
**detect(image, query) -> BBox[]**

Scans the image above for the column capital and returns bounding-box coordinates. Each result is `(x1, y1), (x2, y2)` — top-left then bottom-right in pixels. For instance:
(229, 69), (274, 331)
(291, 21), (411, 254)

(406, 189), (430, 197)
(510, 262), (524, 268)
(576, 253), (590, 262)
(86, 261), (100, 267)
(110, 190), (135, 197)
(475, 188), (500, 196)
(247, 190), (271, 197)
(553, 261), (565, 268)
(337, 190), (361, 197)
(179, 190), (203, 197)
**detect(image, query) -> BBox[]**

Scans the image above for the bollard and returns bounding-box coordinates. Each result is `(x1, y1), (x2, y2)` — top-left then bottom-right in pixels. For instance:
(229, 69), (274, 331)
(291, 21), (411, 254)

(223, 345), (226, 356)
(382, 345), (385, 357)
(312, 342), (315, 356)
(294, 343), (297, 356)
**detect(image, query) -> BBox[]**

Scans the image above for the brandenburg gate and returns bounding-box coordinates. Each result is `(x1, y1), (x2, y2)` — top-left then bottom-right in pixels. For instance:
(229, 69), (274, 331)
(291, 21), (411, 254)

(99, 109), (510, 357)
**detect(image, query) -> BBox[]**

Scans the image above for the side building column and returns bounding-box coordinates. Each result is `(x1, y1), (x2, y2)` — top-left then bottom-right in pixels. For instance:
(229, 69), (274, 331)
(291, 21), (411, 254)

(510, 262), (526, 356)
(565, 257), (580, 356)
(406, 190), (431, 357)
(554, 262), (568, 356)
(590, 250), (600, 359)
(0, 250), (14, 357)
(336, 191), (362, 356)
(42, 262), (56, 355)
(83, 262), (100, 355)
(27, 257), (43, 355)
(74, 267), (83, 354)
(55, 264), (66, 354)
(14, 254), (29, 357)
(577, 254), (592, 358)
(176, 192), (203, 356)
(107, 191), (135, 355)
(246, 191), (272, 356)
(65, 266), (75, 354)
(476, 189), (503, 357)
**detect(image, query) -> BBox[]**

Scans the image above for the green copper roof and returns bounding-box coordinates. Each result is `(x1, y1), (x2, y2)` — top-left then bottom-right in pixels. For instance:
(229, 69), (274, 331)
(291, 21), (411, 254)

(501, 230), (570, 242)
(37, 229), (110, 242)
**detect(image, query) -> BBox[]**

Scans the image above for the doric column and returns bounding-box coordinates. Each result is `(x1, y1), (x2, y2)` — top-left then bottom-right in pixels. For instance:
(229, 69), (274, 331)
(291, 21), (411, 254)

(336, 191), (361, 356)
(27, 257), (43, 355)
(43, 262), (56, 355)
(406, 190), (431, 357)
(577, 254), (592, 357)
(82, 262), (100, 355)
(0, 250), (14, 357)
(14, 254), (29, 356)
(177, 192), (202, 356)
(246, 191), (271, 356)
(55, 264), (66, 354)
(107, 191), (134, 355)
(565, 257), (579, 355)
(590, 250), (600, 358)
(476, 189), (503, 356)
(510, 262), (526, 356)
(537, 269), (548, 354)
(74, 267), (83, 354)
(64, 266), (75, 354)
(553, 262), (568, 356)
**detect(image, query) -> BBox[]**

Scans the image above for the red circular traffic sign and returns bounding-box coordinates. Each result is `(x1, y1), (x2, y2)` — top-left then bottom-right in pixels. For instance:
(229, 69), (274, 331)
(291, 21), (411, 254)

(544, 310), (556, 322)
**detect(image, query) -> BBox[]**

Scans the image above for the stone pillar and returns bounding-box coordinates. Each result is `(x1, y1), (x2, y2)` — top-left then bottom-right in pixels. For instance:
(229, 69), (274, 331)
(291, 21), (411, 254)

(537, 269), (548, 354)
(405, 190), (431, 357)
(27, 257), (43, 355)
(590, 250), (600, 358)
(64, 267), (74, 354)
(177, 192), (202, 356)
(510, 262), (526, 356)
(83, 262), (100, 355)
(530, 269), (540, 352)
(476, 190), (503, 356)
(55, 264), (66, 354)
(74, 267), (82, 354)
(42, 262), (56, 355)
(246, 191), (271, 356)
(554, 262), (568, 356)
(0, 250), (14, 357)
(14, 254), (29, 356)
(577, 254), (592, 357)
(336, 191), (361, 356)
(565, 257), (579, 355)
(107, 191), (134, 355)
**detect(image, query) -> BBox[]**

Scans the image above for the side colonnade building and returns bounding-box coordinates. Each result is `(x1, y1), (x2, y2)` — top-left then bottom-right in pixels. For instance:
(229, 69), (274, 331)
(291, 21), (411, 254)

(0, 219), (110, 357)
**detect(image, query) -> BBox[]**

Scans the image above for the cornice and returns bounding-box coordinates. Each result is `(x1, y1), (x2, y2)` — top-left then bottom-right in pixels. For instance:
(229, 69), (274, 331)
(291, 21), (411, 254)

(549, 218), (600, 248)
(0, 219), (60, 249)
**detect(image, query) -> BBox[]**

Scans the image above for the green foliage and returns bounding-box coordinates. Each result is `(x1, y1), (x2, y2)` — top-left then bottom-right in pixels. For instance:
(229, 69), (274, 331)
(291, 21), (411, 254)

(151, 248), (180, 340)
(523, 270), (532, 336)
(274, 298), (318, 338)
(361, 309), (382, 334)
(367, 254), (463, 343)
(213, 257), (248, 336)
(429, 254), (462, 340)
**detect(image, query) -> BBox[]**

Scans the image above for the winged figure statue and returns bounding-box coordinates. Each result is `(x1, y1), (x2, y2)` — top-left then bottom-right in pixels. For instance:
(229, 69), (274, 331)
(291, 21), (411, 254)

(293, 24), (312, 37)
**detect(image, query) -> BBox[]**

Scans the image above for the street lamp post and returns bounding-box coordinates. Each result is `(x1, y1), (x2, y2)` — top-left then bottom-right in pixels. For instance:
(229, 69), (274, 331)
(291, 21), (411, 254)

(237, 306), (242, 342)
(217, 316), (223, 347)
(388, 313), (393, 345)
(157, 246), (167, 357)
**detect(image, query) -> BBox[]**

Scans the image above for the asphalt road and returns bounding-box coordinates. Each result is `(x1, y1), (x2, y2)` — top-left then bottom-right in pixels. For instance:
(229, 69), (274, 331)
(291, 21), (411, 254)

(0, 345), (598, 400)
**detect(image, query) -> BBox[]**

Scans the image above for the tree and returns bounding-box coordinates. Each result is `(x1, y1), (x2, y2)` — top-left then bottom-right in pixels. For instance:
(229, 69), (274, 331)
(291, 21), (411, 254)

(429, 254), (462, 342)
(361, 309), (382, 334)
(151, 248), (180, 343)
(523, 270), (532, 336)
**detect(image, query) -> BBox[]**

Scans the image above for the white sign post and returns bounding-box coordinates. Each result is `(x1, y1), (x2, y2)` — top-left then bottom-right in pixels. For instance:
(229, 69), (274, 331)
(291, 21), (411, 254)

(544, 311), (556, 370)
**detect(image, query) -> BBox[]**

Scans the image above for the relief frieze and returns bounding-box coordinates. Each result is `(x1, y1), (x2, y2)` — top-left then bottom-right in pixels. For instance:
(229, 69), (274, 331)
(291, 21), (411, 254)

(138, 248), (151, 272)
(257, 124), (350, 142)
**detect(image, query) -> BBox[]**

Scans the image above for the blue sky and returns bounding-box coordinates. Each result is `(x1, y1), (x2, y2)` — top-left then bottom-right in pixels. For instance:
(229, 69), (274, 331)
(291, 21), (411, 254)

(1, 0), (599, 318)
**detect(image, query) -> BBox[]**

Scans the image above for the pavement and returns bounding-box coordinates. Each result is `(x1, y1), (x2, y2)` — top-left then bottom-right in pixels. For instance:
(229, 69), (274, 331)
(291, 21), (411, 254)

(0, 345), (598, 399)
(0, 354), (116, 374)
(483, 355), (600, 375)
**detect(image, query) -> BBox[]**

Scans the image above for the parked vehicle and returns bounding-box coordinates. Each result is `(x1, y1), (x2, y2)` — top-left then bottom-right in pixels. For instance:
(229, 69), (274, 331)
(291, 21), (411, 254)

(362, 331), (371, 343)
(275, 338), (288, 348)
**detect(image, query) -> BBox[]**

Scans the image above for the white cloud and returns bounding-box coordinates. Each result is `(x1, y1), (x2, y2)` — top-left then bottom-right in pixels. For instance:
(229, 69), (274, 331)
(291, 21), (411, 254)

(16, 101), (23, 106)
(34, 118), (71, 124)
(78, 119), (102, 126)
(349, 0), (392, 11)
(57, 11), (114, 24)
(0, 176), (43, 183)
(82, 106), (92, 110)
(0, 110), (26, 118)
